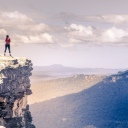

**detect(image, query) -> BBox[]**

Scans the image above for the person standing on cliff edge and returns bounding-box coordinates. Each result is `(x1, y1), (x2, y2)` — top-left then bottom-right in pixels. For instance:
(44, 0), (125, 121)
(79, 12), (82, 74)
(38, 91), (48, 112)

(4, 35), (12, 56)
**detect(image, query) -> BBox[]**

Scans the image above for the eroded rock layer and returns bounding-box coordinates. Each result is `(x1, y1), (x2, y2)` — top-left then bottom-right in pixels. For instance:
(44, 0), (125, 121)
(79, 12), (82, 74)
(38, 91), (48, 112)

(0, 55), (35, 128)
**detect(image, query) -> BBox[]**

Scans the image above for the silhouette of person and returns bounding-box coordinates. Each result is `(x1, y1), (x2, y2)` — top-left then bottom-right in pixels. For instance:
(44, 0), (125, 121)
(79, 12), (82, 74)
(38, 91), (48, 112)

(4, 35), (12, 56)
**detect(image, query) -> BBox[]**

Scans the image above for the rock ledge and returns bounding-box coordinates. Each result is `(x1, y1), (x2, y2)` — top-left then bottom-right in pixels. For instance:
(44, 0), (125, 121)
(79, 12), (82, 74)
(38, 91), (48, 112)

(0, 56), (35, 128)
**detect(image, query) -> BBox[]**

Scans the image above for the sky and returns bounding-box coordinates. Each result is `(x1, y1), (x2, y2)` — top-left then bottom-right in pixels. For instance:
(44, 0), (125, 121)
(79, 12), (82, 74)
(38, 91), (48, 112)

(1, 0), (128, 68)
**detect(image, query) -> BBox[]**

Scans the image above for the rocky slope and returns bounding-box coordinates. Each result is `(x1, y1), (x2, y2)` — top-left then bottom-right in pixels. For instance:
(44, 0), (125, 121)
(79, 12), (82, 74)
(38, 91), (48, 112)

(28, 74), (106, 105)
(0, 55), (35, 128)
(30, 70), (128, 128)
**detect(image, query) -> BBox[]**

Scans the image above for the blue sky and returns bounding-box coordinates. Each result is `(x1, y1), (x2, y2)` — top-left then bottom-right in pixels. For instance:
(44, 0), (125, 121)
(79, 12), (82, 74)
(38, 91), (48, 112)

(1, 0), (128, 68)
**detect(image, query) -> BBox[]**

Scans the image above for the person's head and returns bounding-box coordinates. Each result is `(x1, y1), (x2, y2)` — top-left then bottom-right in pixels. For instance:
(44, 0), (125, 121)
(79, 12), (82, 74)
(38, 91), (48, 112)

(6, 35), (9, 39)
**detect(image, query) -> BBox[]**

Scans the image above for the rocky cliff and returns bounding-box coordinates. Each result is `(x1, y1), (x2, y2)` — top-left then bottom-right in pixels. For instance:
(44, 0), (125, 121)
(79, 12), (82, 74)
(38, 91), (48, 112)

(0, 55), (35, 128)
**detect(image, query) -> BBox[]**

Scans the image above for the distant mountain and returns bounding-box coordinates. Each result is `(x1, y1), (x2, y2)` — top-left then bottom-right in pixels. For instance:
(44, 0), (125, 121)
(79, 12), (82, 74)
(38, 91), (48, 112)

(49, 64), (65, 68)
(30, 70), (128, 128)
(30, 65), (127, 83)
(33, 65), (127, 74)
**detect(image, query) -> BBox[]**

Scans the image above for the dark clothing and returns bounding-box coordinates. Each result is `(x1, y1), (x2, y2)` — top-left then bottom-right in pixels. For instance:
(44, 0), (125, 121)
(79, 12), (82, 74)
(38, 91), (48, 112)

(4, 44), (11, 53)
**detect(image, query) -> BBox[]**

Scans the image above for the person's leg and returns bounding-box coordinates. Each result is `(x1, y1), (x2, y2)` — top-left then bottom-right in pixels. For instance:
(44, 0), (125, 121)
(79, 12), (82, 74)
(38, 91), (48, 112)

(4, 44), (7, 56)
(6, 44), (9, 55)
(8, 44), (11, 56)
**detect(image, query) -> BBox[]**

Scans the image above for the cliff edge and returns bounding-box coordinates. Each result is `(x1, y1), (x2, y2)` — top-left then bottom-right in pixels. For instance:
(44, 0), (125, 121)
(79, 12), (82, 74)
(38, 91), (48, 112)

(0, 55), (35, 128)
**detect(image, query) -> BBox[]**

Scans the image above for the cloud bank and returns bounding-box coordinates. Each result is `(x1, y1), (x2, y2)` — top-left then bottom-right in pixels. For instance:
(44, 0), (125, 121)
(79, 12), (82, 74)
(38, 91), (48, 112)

(0, 11), (128, 48)
(63, 24), (128, 46)
(56, 12), (128, 25)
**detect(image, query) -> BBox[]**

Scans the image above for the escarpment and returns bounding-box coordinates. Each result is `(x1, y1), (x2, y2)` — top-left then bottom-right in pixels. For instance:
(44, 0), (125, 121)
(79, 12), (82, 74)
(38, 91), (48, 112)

(0, 55), (35, 128)
(103, 70), (128, 83)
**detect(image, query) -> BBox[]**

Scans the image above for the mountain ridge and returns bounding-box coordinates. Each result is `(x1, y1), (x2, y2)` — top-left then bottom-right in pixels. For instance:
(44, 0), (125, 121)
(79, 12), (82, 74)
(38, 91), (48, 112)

(30, 65), (128, 84)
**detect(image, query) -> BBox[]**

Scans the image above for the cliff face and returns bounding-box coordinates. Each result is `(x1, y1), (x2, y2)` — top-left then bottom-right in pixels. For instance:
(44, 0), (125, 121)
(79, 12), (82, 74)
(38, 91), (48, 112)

(0, 55), (35, 128)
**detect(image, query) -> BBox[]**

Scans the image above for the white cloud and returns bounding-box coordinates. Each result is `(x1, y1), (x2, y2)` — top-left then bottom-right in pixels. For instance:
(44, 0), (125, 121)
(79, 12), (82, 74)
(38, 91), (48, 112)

(63, 24), (128, 46)
(11, 33), (58, 45)
(0, 11), (59, 46)
(1, 11), (128, 48)
(17, 23), (51, 34)
(0, 11), (35, 26)
(101, 27), (128, 43)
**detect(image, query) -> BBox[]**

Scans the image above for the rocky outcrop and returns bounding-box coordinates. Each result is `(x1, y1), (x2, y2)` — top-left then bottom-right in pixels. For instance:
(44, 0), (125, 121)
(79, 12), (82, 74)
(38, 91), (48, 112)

(103, 70), (128, 83)
(0, 55), (35, 128)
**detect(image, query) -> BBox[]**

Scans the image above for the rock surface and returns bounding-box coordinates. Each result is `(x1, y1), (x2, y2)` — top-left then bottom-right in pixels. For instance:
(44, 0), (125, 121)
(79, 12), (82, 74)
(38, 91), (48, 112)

(0, 55), (35, 128)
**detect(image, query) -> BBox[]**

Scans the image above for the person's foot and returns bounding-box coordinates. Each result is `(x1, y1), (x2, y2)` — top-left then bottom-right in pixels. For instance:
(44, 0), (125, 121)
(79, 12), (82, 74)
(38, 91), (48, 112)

(10, 54), (13, 57)
(4, 54), (6, 56)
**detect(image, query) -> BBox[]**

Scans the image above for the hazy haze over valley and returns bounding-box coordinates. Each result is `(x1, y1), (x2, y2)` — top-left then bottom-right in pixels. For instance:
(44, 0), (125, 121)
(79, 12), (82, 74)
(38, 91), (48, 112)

(29, 65), (127, 105)
(30, 65), (127, 84)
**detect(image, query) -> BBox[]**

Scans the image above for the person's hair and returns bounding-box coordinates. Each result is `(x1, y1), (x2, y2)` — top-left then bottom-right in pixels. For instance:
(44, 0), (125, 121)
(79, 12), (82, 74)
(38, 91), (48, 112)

(6, 35), (9, 40)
